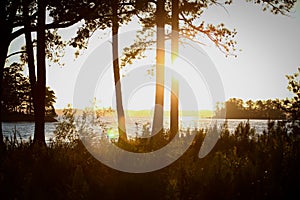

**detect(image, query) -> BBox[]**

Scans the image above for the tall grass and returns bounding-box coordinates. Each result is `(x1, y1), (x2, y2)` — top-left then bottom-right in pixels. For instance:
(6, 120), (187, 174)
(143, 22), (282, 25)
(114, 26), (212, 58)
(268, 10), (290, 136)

(0, 118), (299, 199)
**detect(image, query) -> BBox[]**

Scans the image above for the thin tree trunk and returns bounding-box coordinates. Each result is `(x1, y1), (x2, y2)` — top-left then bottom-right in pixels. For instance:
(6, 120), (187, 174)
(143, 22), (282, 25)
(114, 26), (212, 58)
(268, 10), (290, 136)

(0, 31), (12, 146)
(112, 1), (127, 143)
(152, 0), (165, 135)
(0, 0), (9, 146)
(24, 0), (38, 133)
(170, 0), (179, 137)
(34, 0), (46, 145)
(0, 42), (9, 146)
(0, 0), (20, 147)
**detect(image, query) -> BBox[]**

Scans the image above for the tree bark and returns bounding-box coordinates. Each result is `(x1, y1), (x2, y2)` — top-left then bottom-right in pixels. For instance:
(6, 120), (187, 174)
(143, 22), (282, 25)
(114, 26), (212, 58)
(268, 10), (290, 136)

(0, 1), (16, 146)
(152, 0), (165, 135)
(0, 36), (10, 146)
(170, 0), (179, 137)
(112, 1), (127, 143)
(34, 0), (46, 146)
(24, 0), (38, 137)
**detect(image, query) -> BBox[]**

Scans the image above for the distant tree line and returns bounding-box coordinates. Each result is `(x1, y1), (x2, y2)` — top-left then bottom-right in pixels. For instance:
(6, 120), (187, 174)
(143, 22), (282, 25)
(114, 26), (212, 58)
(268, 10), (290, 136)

(214, 98), (287, 119)
(1, 62), (56, 121)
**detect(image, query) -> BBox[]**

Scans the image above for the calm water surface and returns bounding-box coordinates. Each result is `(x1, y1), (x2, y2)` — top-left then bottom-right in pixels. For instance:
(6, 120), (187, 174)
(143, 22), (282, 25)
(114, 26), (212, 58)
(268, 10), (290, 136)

(3, 118), (272, 142)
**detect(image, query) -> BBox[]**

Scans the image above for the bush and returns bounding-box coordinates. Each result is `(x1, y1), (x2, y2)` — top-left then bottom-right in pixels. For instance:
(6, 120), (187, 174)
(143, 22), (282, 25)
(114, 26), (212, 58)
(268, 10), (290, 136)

(0, 120), (300, 199)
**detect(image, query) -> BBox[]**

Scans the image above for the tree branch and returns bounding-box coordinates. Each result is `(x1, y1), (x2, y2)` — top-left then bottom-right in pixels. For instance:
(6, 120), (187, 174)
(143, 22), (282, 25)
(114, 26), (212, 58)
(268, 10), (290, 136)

(6, 50), (27, 59)
(13, 11), (39, 27)
(10, 18), (83, 41)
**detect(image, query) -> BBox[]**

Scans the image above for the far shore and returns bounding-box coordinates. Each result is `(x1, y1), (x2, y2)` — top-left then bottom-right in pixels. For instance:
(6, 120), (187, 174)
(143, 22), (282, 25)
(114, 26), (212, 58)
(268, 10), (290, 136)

(1, 113), (57, 122)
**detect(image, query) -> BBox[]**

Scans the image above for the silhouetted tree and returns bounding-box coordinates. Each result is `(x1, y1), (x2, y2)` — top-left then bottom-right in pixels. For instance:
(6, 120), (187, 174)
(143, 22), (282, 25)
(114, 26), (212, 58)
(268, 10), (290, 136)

(283, 68), (300, 120)
(214, 98), (286, 119)
(111, 0), (128, 143)
(152, 0), (166, 135)
(0, 0), (21, 146)
(122, 0), (240, 136)
(45, 87), (57, 118)
(69, 0), (137, 143)
(282, 68), (300, 136)
(2, 63), (29, 113)
(170, 0), (179, 137)
(121, 0), (296, 135)
(22, 0), (40, 145)
(0, 0), (89, 145)
(1, 62), (56, 118)
(32, 0), (46, 145)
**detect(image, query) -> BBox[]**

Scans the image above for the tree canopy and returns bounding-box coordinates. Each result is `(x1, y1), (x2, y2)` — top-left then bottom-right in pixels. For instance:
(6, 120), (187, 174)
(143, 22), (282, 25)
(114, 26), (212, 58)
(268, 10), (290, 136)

(214, 98), (287, 119)
(1, 62), (57, 121)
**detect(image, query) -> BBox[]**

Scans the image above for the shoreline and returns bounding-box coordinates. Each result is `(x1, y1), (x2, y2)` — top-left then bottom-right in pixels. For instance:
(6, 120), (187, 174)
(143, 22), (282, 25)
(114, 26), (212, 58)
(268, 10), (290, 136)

(1, 113), (57, 122)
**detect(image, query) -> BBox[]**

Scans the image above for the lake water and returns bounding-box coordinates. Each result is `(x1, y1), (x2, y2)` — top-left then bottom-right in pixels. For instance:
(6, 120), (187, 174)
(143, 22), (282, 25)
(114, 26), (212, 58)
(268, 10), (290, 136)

(2, 118), (272, 142)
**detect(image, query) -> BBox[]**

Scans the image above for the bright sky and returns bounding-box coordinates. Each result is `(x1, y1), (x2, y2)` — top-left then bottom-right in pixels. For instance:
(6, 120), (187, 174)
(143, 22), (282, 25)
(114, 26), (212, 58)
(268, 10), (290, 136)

(8, 1), (300, 111)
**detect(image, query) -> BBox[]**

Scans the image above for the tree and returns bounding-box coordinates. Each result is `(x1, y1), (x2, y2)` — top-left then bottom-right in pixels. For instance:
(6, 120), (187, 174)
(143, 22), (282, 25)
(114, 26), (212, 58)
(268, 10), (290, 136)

(152, 0), (166, 135)
(69, 0), (137, 143)
(122, 0), (239, 136)
(4, 0), (105, 145)
(170, 0), (179, 137)
(282, 67), (300, 137)
(0, 0), (21, 146)
(111, 0), (127, 143)
(1, 62), (56, 118)
(122, 0), (296, 135)
(214, 98), (287, 119)
(226, 98), (244, 118)
(22, 0), (40, 145)
(32, 0), (47, 145)
(2, 63), (29, 113)
(0, 0), (88, 145)
(45, 87), (57, 118)
(283, 67), (300, 120)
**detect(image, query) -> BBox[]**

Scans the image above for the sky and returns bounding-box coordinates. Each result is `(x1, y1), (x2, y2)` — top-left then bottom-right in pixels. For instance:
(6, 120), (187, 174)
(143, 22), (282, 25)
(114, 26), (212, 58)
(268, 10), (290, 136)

(8, 1), (300, 111)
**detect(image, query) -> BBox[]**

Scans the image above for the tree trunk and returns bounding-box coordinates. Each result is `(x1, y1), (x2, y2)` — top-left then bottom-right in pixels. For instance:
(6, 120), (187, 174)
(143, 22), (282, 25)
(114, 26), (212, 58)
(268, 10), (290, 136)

(112, 1), (127, 143)
(34, 0), (46, 146)
(24, 0), (38, 138)
(152, 0), (165, 135)
(0, 41), (9, 146)
(170, 0), (179, 137)
(0, 30), (12, 146)
(0, 1), (22, 146)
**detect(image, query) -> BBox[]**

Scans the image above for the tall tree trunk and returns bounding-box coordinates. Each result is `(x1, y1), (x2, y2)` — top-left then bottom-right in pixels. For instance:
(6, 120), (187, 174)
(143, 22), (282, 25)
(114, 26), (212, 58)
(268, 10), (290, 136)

(152, 0), (165, 135)
(112, 1), (127, 143)
(0, 3), (12, 146)
(0, 30), (12, 146)
(24, 0), (38, 130)
(170, 0), (179, 137)
(34, 0), (46, 145)
(0, 40), (10, 146)
(0, 2), (21, 146)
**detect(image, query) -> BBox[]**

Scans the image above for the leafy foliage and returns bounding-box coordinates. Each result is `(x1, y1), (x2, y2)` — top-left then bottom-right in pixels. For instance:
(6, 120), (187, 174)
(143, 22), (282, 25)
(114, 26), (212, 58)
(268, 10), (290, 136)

(121, 0), (239, 67)
(121, 0), (296, 67)
(1, 120), (300, 199)
(283, 67), (300, 120)
(215, 98), (287, 119)
(45, 29), (67, 65)
(1, 62), (56, 117)
(246, 0), (296, 15)
(66, 0), (137, 54)
(2, 63), (30, 113)
(53, 105), (78, 145)
(280, 67), (300, 136)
